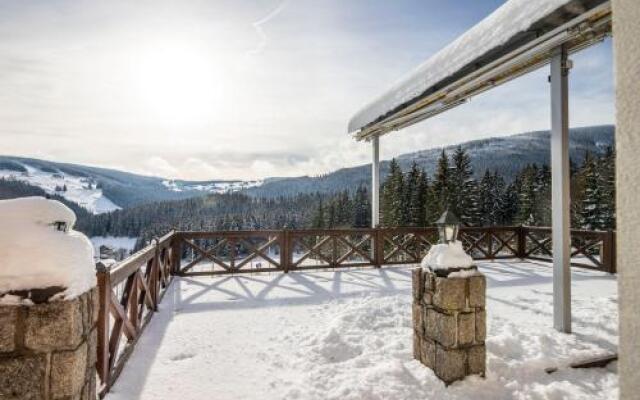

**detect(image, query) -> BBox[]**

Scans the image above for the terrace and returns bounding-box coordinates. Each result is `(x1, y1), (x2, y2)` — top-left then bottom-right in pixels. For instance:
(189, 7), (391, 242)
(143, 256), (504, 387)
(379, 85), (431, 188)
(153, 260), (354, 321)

(96, 226), (617, 398)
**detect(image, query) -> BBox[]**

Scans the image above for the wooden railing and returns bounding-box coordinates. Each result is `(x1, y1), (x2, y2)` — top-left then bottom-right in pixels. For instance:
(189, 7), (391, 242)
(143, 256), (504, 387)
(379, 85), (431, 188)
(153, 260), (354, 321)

(172, 226), (616, 275)
(96, 231), (175, 396)
(95, 225), (615, 396)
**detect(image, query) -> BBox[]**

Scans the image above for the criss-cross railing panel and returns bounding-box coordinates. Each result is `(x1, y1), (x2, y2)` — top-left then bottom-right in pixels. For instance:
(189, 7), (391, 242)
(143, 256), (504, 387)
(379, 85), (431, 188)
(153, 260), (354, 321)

(522, 226), (615, 272)
(379, 228), (438, 265)
(289, 229), (375, 270)
(177, 231), (283, 276)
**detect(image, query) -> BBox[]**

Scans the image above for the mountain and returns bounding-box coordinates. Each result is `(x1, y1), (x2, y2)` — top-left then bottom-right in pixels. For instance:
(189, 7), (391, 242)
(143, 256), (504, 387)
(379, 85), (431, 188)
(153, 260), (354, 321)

(0, 156), (263, 213)
(0, 124), (615, 209)
(245, 125), (615, 197)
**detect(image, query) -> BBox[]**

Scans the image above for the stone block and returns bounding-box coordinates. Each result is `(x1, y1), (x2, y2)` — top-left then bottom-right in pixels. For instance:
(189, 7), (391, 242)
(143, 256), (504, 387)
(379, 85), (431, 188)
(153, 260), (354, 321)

(475, 310), (486, 343)
(413, 332), (421, 360)
(412, 303), (424, 334)
(468, 345), (486, 376)
(0, 355), (46, 399)
(0, 307), (17, 353)
(87, 328), (97, 369)
(25, 296), (84, 352)
(90, 287), (99, 326)
(469, 275), (486, 308)
(51, 342), (88, 399)
(435, 345), (467, 384)
(425, 308), (437, 341)
(433, 277), (466, 310)
(423, 291), (433, 306)
(424, 270), (435, 291)
(425, 308), (456, 348)
(412, 268), (424, 300)
(420, 338), (436, 369)
(458, 312), (475, 347)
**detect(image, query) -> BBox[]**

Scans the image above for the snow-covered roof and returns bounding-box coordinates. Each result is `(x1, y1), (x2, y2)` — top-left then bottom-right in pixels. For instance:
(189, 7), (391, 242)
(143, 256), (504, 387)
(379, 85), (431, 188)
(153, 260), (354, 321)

(348, 0), (611, 140)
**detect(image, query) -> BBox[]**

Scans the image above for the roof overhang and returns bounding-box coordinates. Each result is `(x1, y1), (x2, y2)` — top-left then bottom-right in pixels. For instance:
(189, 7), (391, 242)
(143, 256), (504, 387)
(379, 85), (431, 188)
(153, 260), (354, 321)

(348, 0), (611, 141)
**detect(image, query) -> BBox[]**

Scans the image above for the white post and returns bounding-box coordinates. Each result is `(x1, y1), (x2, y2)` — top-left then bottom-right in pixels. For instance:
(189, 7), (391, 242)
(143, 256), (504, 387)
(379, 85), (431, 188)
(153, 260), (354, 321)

(550, 45), (571, 333)
(371, 135), (380, 228)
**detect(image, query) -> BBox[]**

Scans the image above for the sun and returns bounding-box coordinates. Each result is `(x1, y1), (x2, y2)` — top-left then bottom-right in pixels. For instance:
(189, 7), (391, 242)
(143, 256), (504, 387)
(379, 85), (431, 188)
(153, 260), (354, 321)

(132, 41), (224, 123)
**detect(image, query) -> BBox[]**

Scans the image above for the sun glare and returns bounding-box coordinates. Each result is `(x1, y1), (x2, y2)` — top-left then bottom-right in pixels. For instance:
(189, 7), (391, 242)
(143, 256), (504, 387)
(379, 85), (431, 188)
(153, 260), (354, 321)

(132, 41), (224, 123)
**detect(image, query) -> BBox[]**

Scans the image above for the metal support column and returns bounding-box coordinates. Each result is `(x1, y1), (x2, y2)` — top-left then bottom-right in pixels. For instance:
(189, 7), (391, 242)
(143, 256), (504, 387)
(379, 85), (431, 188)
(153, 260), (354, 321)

(371, 135), (380, 228)
(550, 44), (571, 333)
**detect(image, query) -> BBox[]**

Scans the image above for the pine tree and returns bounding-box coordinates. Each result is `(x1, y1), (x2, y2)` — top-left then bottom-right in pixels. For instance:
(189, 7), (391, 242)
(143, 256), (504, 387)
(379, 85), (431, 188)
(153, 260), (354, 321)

(311, 200), (325, 228)
(406, 162), (427, 226)
(432, 150), (450, 216)
(580, 151), (606, 230)
(353, 185), (371, 227)
(515, 165), (537, 224)
(381, 159), (405, 226)
(449, 147), (476, 225)
(600, 147), (616, 229)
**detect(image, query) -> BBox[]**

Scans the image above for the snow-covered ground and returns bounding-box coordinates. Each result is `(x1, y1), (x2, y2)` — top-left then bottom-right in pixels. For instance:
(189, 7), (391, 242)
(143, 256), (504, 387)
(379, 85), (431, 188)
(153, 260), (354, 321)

(107, 261), (618, 400)
(0, 164), (120, 214)
(162, 179), (263, 193)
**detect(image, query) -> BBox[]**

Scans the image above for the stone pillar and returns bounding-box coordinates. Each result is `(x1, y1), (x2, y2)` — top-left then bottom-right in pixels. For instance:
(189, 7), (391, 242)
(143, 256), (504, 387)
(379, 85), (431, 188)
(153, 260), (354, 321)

(0, 288), (98, 400)
(412, 266), (486, 385)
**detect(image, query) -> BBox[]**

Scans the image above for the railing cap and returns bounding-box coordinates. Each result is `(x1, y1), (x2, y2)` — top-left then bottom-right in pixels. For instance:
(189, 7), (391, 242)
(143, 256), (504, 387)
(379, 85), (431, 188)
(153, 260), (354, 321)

(95, 261), (111, 273)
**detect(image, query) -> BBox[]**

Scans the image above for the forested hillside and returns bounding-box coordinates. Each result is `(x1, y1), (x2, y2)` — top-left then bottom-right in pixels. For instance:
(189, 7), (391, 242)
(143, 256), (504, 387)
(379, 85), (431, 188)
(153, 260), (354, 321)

(246, 125), (614, 197)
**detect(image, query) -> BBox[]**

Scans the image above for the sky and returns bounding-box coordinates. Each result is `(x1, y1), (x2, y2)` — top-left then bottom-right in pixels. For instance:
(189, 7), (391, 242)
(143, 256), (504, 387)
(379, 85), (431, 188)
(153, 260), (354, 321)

(0, 0), (614, 180)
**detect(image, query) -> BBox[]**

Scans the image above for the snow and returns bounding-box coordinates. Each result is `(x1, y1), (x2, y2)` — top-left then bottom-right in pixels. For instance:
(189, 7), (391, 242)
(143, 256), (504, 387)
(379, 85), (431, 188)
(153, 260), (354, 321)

(162, 179), (263, 193)
(421, 241), (473, 270)
(348, 0), (574, 133)
(107, 260), (617, 400)
(0, 163), (120, 214)
(0, 197), (96, 301)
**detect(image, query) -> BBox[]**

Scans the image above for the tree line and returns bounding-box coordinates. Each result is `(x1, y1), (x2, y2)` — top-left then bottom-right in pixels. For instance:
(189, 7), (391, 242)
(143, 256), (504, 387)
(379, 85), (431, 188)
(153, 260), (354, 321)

(351, 146), (615, 230)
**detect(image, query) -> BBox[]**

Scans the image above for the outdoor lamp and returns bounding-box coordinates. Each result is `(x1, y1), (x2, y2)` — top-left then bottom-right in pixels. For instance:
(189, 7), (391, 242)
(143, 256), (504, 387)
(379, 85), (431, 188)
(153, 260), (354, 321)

(435, 210), (460, 244)
(52, 221), (68, 232)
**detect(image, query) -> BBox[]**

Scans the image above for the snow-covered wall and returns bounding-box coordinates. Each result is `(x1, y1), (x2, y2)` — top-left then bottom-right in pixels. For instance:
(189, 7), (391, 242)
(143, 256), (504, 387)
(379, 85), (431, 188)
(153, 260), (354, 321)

(613, 0), (640, 396)
(0, 197), (96, 301)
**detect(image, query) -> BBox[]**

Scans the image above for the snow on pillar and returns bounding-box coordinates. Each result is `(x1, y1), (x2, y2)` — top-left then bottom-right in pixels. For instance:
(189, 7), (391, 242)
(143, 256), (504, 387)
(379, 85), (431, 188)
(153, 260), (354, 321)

(371, 135), (380, 228)
(0, 197), (98, 399)
(550, 44), (572, 333)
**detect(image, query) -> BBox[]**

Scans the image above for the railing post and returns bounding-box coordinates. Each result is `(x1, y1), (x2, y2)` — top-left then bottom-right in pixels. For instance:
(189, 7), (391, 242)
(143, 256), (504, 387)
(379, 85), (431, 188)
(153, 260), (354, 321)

(374, 228), (383, 268)
(151, 239), (160, 310)
(602, 230), (616, 274)
(171, 233), (181, 275)
(517, 226), (527, 259)
(281, 229), (290, 273)
(486, 228), (494, 260)
(96, 262), (112, 389)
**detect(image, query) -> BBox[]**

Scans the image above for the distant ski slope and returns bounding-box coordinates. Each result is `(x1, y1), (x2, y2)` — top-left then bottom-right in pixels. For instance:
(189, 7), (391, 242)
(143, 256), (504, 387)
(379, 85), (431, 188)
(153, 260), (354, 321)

(0, 164), (120, 214)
